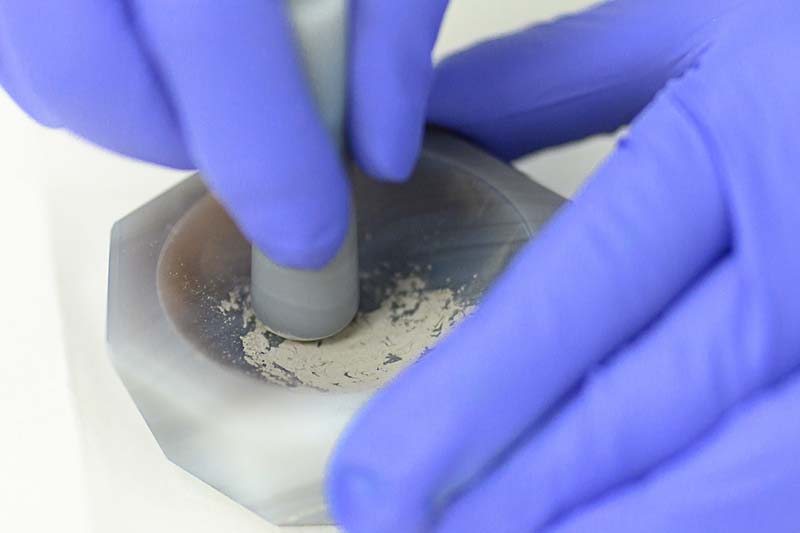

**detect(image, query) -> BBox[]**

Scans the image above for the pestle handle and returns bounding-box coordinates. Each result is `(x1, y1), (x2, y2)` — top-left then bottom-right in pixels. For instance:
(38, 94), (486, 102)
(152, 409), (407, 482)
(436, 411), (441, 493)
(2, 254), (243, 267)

(250, 0), (359, 341)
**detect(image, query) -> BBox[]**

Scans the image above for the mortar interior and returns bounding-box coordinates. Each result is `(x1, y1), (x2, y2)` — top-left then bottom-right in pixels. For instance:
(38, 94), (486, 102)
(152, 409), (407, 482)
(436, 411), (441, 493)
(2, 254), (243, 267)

(156, 159), (532, 392)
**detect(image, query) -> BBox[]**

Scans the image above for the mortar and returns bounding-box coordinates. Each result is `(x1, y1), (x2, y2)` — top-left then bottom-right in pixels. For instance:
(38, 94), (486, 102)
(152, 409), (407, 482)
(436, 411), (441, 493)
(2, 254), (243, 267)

(107, 130), (565, 525)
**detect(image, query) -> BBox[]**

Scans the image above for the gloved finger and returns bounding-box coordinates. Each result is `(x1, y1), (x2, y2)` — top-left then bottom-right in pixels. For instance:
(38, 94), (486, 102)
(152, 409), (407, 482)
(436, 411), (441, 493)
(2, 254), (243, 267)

(327, 72), (730, 532)
(428, 0), (736, 160)
(0, 0), (192, 168)
(547, 369), (800, 533)
(0, 42), (60, 127)
(350, 0), (448, 180)
(437, 256), (798, 532)
(131, 0), (350, 268)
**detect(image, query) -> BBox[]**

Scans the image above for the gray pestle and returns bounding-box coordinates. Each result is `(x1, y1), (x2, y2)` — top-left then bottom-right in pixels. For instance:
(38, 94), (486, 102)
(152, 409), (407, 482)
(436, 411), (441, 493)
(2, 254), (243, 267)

(250, 0), (359, 341)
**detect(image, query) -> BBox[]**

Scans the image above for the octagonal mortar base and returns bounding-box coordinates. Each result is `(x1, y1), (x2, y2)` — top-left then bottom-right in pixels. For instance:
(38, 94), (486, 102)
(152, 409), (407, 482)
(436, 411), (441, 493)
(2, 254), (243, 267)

(107, 130), (565, 526)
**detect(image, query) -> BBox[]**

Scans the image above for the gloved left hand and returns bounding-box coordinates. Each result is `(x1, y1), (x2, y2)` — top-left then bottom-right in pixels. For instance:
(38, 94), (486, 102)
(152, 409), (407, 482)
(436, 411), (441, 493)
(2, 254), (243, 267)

(327, 1), (800, 531)
(0, 0), (447, 269)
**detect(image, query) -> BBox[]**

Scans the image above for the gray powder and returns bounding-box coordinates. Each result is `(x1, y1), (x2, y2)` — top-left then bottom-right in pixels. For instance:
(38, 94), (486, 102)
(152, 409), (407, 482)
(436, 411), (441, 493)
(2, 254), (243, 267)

(216, 273), (474, 392)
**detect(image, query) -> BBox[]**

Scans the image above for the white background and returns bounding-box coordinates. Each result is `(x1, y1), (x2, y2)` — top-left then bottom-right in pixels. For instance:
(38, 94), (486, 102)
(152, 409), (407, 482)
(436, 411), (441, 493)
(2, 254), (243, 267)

(0, 1), (608, 531)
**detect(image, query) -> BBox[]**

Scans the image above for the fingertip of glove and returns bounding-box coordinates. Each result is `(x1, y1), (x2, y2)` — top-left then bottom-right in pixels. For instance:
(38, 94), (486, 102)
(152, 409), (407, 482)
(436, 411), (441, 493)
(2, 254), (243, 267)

(237, 183), (352, 269)
(326, 464), (382, 531)
(357, 148), (415, 184)
(352, 120), (423, 183)
(249, 216), (349, 271)
(30, 111), (63, 129)
(327, 461), (429, 533)
(0, 77), (63, 128)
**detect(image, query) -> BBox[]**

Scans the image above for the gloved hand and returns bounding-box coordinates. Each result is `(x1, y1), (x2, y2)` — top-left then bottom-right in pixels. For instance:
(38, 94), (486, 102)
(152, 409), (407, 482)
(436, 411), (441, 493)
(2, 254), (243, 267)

(0, 0), (447, 268)
(328, 1), (800, 531)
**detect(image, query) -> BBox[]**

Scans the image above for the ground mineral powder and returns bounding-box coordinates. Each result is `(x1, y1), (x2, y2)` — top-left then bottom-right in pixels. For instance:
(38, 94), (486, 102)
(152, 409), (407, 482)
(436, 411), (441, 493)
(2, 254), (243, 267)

(216, 273), (474, 392)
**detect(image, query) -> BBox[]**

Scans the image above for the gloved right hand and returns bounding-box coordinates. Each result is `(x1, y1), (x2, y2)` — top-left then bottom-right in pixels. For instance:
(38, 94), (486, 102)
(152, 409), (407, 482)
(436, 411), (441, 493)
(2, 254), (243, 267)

(0, 0), (448, 268)
(327, 1), (800, 532)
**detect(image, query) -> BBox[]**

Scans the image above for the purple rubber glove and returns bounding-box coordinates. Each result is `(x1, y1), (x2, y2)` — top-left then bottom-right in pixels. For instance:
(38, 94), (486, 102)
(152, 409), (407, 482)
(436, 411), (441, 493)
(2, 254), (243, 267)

(0, 0), (447, 268)
(327, 1), (800, 531)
